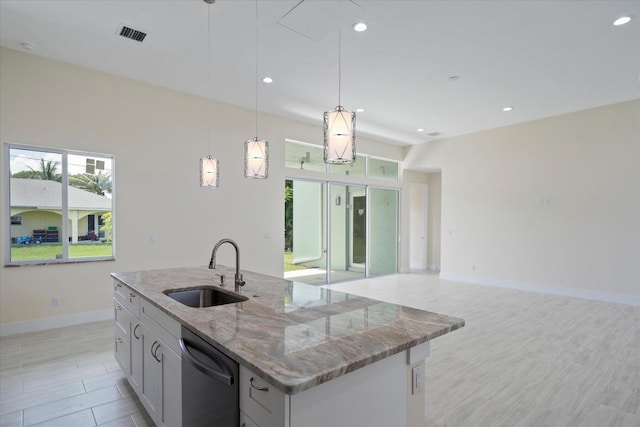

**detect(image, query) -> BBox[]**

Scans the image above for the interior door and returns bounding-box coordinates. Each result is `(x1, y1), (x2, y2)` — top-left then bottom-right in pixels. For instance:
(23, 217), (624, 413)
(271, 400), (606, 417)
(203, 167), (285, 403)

(409, 183), (428, 270)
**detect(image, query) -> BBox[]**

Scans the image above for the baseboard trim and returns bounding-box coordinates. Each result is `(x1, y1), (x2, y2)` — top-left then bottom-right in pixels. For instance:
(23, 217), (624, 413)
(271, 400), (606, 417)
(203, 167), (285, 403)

(439, 273), (640, 307)
(0, 309), (113, 337)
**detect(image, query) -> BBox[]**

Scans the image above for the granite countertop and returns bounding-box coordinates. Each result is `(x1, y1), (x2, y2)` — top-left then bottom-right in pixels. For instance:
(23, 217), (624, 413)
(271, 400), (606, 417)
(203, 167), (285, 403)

(111, 266), (465, 395)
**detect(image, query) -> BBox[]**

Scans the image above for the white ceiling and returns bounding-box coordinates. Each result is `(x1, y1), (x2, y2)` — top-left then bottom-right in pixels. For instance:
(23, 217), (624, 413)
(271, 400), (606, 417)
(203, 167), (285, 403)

(1, 0), (639, 146)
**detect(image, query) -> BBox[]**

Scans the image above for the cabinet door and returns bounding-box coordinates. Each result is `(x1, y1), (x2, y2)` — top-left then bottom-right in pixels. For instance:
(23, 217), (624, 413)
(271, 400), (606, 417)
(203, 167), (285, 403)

(140, 323), (182, 427)
(130, 322), (143, 394)
(140, 324), (161, 422)
(158, 344), (181, 427)
(114, 326), (130, 375)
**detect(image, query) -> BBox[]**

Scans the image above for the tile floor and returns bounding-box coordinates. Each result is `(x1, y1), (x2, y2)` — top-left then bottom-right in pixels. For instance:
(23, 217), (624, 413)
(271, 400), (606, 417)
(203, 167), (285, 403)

(0, 321), (153, 427)
(1, 271), (638, 426)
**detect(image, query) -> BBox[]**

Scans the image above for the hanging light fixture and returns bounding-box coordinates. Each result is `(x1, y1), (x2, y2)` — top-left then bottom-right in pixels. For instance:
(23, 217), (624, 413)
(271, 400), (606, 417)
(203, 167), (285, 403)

(200, 0), (219, 188)
(244, 0), (268, 179)
(324, 28), (356, 164)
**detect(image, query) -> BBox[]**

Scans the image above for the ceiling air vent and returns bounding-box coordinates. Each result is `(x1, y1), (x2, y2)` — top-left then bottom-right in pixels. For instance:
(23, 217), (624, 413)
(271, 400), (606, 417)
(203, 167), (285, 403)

(117, 25), (147, 42)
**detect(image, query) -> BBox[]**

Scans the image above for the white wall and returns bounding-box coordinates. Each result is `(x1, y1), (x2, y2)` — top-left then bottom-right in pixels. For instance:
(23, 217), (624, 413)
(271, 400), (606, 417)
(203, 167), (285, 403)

(0, 48), (403, 329)
(404, 100), (640, 302)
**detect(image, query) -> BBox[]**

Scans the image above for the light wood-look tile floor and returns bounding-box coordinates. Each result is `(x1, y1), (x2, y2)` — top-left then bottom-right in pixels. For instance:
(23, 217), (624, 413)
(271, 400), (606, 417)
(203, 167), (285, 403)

(1, 272), (638, 427)
(327, 272), (640, 427)
(0, 321), (153, 427)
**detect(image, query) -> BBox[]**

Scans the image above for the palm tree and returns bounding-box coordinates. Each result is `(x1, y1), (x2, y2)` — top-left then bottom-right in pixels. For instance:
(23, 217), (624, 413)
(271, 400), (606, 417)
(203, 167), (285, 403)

(69, 171), (112, 196)
(24, 159), (61, 181)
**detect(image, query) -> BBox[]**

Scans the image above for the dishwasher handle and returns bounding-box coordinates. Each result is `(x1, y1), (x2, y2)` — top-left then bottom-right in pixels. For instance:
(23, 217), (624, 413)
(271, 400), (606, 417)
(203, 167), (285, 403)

(179, 338), (235, 386)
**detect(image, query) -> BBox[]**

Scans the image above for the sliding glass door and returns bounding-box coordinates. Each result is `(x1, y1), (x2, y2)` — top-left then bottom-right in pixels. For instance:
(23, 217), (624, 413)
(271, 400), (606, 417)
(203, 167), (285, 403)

(329, 184), (366, 282)
(285, 179), (398, 284)
(369, 188), (398, 275)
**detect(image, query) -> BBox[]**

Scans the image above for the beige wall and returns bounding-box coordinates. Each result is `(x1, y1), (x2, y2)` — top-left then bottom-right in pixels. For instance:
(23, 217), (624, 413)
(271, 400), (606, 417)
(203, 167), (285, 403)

(0, 48), (403, 327)
(404, 100), (640, 299)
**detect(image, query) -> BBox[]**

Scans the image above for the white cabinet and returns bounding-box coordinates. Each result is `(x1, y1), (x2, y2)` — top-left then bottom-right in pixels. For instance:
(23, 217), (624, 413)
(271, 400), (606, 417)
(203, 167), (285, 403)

(139, 322), (181, 427)
(113, 281), (181, 427)
(239, 365), (287, 427)
(239, 346), (426, 427)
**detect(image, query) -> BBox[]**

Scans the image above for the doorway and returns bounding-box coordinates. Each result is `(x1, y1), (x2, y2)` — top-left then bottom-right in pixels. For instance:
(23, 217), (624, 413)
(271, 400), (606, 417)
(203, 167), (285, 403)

(410, 183), (428, 270)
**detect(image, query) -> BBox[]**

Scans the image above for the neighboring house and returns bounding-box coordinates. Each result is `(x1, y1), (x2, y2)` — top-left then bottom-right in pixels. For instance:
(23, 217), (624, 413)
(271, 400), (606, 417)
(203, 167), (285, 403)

(10, 178), (111, 243)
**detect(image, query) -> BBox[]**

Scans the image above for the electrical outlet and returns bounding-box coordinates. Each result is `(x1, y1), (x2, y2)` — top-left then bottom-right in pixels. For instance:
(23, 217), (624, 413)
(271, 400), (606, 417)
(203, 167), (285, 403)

(52, 296), (60, 307)
(412, 365), (423, 394)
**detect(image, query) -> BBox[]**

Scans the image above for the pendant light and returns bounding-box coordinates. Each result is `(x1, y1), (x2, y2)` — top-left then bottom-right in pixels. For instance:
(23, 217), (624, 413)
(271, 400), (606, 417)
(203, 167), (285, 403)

(324, 29), (356, 164)
(200, 0), (219, 187)
(244, 0), (268, 179)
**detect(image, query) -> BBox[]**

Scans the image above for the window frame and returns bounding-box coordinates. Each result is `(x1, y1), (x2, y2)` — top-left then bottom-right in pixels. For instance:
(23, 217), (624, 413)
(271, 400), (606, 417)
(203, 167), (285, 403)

(4, 143), (115, 266)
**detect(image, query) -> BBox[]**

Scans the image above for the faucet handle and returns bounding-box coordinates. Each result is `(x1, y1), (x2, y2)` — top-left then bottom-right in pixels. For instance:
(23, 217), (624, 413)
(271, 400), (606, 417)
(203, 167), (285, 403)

(219, 275), (226, 287)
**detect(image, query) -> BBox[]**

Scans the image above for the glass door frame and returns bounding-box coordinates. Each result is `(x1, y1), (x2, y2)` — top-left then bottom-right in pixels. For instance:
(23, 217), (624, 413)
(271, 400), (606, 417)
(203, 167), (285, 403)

(286, 175), (400, 284)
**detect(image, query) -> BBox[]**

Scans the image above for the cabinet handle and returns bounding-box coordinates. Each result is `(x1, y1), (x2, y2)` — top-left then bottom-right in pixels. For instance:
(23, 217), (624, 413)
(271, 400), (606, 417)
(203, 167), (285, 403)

(116, 305), (123, 311)
(249, 377), (269, 392)
(133, 324), (141, 340)
(116, 283), (122, 288)
(151, 341), (162, 363)
(129, 292), (136, 298)
(116, 337), (123, 344)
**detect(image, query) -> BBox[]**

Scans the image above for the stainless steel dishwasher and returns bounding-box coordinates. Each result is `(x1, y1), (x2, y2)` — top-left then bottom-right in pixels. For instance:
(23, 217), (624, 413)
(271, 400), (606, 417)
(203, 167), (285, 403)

(179, 326), (239, 427)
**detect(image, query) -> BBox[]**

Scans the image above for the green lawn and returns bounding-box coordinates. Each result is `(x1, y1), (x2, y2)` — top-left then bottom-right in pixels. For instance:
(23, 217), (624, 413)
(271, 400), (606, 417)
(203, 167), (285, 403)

(284, 251), (307, 272)
(10, 243), (112, 261)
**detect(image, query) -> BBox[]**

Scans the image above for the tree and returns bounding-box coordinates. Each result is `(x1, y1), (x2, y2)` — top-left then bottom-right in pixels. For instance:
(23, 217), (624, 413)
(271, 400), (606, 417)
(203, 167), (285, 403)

(69, 171), (112, 196)
(15, 159), (62, 181)
(100, 212), (112, 243)
(284, 180), (293, 251)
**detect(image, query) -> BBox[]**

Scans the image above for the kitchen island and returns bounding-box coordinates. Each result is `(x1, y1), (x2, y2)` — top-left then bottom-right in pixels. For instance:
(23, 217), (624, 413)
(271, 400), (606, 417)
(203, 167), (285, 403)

(112, 266), (464, 427)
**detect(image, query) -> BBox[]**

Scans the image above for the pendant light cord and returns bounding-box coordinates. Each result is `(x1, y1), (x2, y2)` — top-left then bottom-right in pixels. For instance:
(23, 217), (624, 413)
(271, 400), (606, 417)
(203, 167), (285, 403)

(207, 2), (212, 155)
(338, 28), (342, 106)
(254, 0), (259, 138)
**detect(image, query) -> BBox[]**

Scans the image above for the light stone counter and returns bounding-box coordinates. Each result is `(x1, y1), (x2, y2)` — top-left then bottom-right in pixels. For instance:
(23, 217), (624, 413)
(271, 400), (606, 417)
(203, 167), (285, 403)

(111, 266), (464, 395)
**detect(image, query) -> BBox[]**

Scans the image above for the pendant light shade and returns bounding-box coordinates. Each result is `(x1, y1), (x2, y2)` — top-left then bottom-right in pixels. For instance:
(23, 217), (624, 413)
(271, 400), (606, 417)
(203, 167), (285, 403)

(200, 155), (219, 187)
(324, 105), (356, 164)
(244, 137), (268, 178)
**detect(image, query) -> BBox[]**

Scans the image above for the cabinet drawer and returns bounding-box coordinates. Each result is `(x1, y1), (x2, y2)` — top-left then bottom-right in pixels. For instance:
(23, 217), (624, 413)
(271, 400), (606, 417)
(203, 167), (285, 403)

(140, 299), (181, 355)
(114, 281), (140, 316)
(240, 365), (286, 427)
(114, 298), (134, 336)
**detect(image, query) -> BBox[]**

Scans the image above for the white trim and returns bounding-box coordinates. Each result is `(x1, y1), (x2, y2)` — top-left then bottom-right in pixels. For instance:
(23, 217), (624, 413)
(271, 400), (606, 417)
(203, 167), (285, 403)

(439, 272), (640, 307)
(0, 308), (113, 337)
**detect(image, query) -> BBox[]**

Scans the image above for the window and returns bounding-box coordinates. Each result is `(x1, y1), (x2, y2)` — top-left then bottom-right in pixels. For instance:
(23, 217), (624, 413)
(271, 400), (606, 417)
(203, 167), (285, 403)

(285, 140), (400, 181)
(6, 144), (114, 265)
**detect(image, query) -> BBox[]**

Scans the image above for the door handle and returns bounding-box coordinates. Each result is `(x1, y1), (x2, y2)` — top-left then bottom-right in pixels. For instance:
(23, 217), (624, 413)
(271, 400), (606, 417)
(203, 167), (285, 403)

(179, 338), (234, 385)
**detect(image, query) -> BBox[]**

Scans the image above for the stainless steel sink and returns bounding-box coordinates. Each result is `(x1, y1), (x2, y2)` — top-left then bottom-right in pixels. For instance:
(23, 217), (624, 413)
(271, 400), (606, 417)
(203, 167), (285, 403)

(164, 287), (248, 308)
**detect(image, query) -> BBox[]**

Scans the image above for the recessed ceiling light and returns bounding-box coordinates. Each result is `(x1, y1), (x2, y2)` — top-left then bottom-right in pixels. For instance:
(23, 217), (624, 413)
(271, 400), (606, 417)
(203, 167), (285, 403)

(502, 106), (513, 112)
(448, 75), (460, 81)
(356, 108), (365, 113)
(353, 22), (367, 32)
(417, 128), (425, 132)
(262, 77), (273, 84)
(613, 16), (631, 26)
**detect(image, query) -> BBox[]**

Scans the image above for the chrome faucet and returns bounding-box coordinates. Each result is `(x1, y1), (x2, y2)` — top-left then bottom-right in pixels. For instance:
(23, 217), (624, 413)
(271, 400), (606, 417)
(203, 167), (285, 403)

(209, 238), (245, 292)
